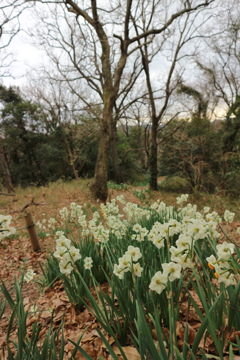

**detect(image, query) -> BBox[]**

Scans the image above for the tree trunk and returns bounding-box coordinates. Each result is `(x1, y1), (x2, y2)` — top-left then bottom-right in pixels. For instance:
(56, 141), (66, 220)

(149, 119), (158, 191)
(68, 148), (78, 180)
(91, 113), (112, 202)
(0, 138), (14, 193)
(111, 124), (122, 184)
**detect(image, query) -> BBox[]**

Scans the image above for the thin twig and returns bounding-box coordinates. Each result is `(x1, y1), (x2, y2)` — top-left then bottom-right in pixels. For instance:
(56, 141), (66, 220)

(20, 198), (47, 213)
(219, 224), (240, 249)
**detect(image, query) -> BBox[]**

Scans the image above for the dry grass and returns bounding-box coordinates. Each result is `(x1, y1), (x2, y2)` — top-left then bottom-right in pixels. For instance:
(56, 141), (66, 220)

(1, 178), (240, 227)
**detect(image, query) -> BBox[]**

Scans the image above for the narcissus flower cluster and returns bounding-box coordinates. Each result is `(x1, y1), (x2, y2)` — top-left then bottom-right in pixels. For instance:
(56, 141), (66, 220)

(113, 245), (143, 279)
(54, 234), (81, 274)
(24, 269), (36, 283)
(48, 195), (238, 291)
(0, 214), (16, 241)
(149, 262), (182, 294)
(206, 241), (236, 286)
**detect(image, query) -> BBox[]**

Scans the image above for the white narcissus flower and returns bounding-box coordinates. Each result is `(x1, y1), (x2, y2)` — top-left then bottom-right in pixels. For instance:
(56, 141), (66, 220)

(24, 269), (36, 283)
(169, 246), (183, 262)
(36, 221), (43, 230)
(133, 262), (143, 277)
(217, 271), (235, 287)
(168, 219), (181, 237)
(53, 246), (68, 260)
(176, 194), (189, 205)
(203, 206), (210, 214)
(205, 211), (222, 223)
(152, 236), (165, 249)
(206, 254), (220, 270)
(125, 246), (142, 262)
(118, 254), (131, 271)
(0, 227), (16, 240)
(162, 262), (182, 282)
(59, 256), (73, 274)
(159, 224), (170, 238)
(59, 207), (69, 220)
(236, 227), (240, 234)
(0, 215), (12, 228)
(135, 233), (145, 242)
(216, 242), (235, 260)
(187, 219), (206, 240)
(206, 220), (219, 235)
(69, 246), (82, 262)
(149, 271), (168, 295)
(175, 234), (192, 250)
(84, 257), (93, 270)
(224, 210), (235, 223)
(0, 215), (16, 240)
(56, 236), (71, 249)
(178, 254), (194, 270)
(132, 223), (142, 233)
(48, 217), (57, 229)
(113, 264), (125, 279)
(140, 228), (149, 236)
(116, 195), (126, 204)
(181, 216), (192, 227)
(55, 230), (65, 237)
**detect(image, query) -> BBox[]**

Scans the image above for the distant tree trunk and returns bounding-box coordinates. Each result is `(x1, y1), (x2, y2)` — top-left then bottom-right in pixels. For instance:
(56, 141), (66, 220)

(149, 118), (158, 191)
(111, 124), (122, 184)
(68, 148), (78, 180)
(0, 138), (14, 193)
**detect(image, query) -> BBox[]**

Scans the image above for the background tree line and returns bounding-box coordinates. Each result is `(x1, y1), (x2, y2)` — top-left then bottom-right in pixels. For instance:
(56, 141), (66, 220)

(0, 82), (240, 197)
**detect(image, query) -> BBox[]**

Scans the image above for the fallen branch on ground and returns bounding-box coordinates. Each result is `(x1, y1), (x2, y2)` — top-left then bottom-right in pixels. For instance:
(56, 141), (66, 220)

(0, 192), (16, 196)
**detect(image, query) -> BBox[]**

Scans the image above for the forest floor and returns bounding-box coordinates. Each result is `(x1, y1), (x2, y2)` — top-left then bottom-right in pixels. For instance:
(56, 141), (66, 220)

(0, 178), (239, 359)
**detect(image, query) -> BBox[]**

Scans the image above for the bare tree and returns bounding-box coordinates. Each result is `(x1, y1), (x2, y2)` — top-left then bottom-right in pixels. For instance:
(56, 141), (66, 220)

(130, 1), (217, 190)
(196, 0), (240, 114)
(25, 74), (101, 180)
(193, 0), (240, 180)
(0, 1), (34, 77)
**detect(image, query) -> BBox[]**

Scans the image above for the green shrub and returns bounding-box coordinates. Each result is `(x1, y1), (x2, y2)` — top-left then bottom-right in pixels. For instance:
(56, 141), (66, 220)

(224, 171), (240, 197)
(158, 175), (191, 193)
(107, 181), (129, 190)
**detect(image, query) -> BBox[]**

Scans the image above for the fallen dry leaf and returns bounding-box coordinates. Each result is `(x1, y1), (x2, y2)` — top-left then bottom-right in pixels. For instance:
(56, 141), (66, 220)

(112, 345), (141, 360)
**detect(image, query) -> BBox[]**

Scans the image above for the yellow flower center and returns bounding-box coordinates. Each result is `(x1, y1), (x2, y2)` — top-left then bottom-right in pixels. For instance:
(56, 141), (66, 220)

(208, 263), (215, 270)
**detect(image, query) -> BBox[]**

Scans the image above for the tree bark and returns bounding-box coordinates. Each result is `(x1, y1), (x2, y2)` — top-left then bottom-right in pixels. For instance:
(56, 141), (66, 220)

(0, 137), (14, 193)
(149, 119), (158, 191)
(111, 123), (122, 184)
(91, 110), (112, 202)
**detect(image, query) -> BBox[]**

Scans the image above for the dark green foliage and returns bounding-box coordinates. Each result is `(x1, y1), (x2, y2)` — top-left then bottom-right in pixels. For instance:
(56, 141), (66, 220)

(109, 126), (148, 183)
(223, 94), (240, 153)
(159, 118), (222, 193)
(0, 86), (100, 186)
(158, 175), (192, 193)
(218, 95), (240, 196)
(0, 85), (150, 187)
(0, 85), (22, 104)
(178, 84), (209, 120)
(1, 83), (239, 195)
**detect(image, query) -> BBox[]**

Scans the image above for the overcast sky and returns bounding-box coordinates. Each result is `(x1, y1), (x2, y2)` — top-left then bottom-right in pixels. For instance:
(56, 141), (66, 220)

(0, 0), (231, 120)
